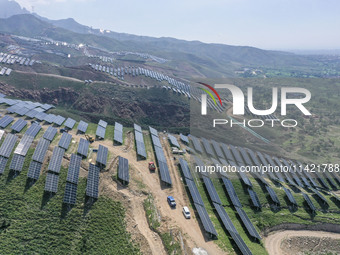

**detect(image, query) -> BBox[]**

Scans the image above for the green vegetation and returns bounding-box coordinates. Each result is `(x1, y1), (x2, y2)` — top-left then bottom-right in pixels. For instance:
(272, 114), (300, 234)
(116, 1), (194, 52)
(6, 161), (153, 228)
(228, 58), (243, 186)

(0, 149), (140, 255)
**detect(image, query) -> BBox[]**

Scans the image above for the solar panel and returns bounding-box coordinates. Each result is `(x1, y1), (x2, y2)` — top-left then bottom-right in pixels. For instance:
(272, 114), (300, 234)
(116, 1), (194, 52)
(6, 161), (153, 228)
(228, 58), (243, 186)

(211, 140), (224, 159)
(220, 143), (235, 162)
(248, 187), (261, 208)
(58, 132), (72, 150)
(168, 134), (180, 148)
(0, 130), (4, 141)
(201, 138), (214, 156)
(312, 188), (328, 205)
(314, 171), (330, 189)
(134, 123), (142, 133)
(43, 126), (57, 141)
(179, 158), (193, 180)
(222, 178), (242, 208)
(149, 126), (158, 137)
(66, 154), (82, 184)
(0, 133), (18, 158)
(35, 112), (48, 121)
(9, 154), (25, 171)
(0, 156), (9, 174)
(27, 161), (43, 180)
(158, 160), (172, 185)
(11, 119), (27, 132)
(86, 163), (100, 198)
(54, 115), (66, 126)
(235, 207), (261, 240)
(189, 135), (203, 153)
(25, 109), (39, 118)
(114, 122), (123, 144)
(213, 202), (238, 235)
(303, 193), (316, 212)
(44, 172), (59, 193)
(14, 135), (34, 156)
(63, 182), (77, 205)
(194, 203), (217, 237)
(16, 107), (30, 116)
(180, 133), (189, 144)
(238, 147), (253, 166)
(0, 115), (14, 128)
(77, 138), (89, 157)
(98, 119), (108, 128)
(96, 144), (108, 166)
(229, 145), (245, 166)
(151, 134), (162, 148)
(202, 176), (222, 205)
(96, 125), (106, 139)
(41, 104), (54, 110)
(47, 146), (65, 173)
(186, 179), (204, 205)
(44, 114), (56, 124)
(32, 138), (50, 163)
(77, 120), (88, 133)
(118, 156), (129, 184)
(134, 131), (146, 158)
(283, 187), (297, 206)
(266, 185), (280, 205)
(25, 123), (41, 137)
(64, 118), (76, 129)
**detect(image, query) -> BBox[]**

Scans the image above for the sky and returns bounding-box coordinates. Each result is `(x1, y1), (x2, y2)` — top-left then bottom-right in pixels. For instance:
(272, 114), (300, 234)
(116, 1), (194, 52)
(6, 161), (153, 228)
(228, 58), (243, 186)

(14, 0), (340, 50)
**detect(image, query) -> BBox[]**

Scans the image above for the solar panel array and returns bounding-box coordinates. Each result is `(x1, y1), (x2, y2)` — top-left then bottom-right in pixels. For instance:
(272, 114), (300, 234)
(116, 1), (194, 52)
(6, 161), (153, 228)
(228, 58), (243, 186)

(77, 138), (89, 158)
(134, 125), (147, 158)
(77, 120), (88, 133)
(96, 144), (108, 166)
(283, 187), (297, 206)
(134, 123), (142, 133)
(0, 156), (8, 174)
(248, 187), (261, 209)
(35, 112), (47, 121)
(9, 154), (25, 172)
(66, 154), (82, 184)
(43, 126), (57, 141)
(211, 140), (224, 159)
(201, 138), (215, 157)
(178, 158), (192, 180)
(44, 172), (59, 193)
(54, 115), (66, 126)
(25, 123), (41, 137)
(0, 115), (14, 128)
(149, 126), (158, 137)
(58, 132), (72, 150)
(202, 176), (222, 205)
(168, 134), (180, 148)
(48, 146), (65, 174)
(118, 156), (129, 184)
(303, 193), (316, 212)
(11, 119), (27, 132)
(13, 135), (33, 156)
(149, 128), (172, 185)
(32, 138), (50, 163)
(235, 207), (261, 240)
(179, 133), (189, 144)
(27, 160), (43, 180)
(113, 122), (123, 144)
(64, 118), (76, 129)
(96, 125), (106, 139)
(44, 114), (55, 124)
(266, 185), (280, 205)
(98, 120), (107, 128)
(189, 135), (203, 153)
(86, 163), (100, 198)
(63, 182), (78, 205)
(222, 178), (243, 208)
(0, 134), (18, 158)
(195, 203), (218, 237)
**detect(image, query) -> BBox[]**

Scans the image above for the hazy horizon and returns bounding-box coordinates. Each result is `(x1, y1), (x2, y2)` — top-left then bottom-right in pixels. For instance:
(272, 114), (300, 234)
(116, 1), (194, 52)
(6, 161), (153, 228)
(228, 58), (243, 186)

(10, 0), (340, 51)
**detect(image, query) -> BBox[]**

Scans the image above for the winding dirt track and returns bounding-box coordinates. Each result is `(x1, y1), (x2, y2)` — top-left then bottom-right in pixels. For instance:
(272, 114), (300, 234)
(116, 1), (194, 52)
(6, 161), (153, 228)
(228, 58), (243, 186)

(264, 230), (340, 255)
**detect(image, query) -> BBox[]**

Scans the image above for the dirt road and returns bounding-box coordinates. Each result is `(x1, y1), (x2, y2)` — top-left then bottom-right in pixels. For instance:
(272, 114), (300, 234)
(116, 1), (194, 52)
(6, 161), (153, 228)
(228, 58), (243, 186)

(264, 230), (340, 255)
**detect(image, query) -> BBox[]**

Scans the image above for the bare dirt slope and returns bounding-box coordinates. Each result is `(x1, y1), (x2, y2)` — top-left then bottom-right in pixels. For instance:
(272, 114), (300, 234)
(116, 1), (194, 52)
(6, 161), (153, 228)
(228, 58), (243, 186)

(265, 230), (340, 255)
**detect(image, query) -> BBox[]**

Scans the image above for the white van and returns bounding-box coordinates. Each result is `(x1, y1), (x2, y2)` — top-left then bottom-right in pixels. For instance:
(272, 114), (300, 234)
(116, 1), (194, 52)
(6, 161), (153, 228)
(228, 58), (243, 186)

(182, 206), (191, 219)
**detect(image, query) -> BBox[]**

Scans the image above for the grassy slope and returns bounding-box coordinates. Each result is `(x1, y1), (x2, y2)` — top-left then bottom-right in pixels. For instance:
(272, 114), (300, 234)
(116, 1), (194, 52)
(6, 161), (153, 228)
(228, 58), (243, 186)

(0, 148), (140, 255)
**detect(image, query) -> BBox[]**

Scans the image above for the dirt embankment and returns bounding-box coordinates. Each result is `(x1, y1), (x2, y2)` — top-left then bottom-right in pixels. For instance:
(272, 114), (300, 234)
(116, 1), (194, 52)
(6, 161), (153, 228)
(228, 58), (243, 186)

(263, 223), (340, 255)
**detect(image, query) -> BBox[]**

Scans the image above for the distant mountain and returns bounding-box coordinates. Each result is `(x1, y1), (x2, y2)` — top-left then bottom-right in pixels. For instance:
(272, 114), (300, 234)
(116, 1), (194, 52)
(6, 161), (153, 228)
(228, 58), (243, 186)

(0, 0), (29, 18)
(0, 13), (322, 77)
